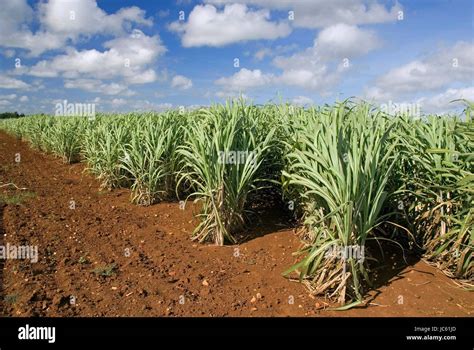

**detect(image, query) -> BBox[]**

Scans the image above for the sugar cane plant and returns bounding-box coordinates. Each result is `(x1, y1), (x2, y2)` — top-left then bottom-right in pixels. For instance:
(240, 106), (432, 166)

(47, 117), (88, 163)
(0, 99), (472, 300)
(119, 112), (183, 205)
(2, 115), (86, 163)
(177, 101), (276, 245)
(282, 102), (398, 305)
(82, 115), (131, 189)
(393, 112), (473, 284)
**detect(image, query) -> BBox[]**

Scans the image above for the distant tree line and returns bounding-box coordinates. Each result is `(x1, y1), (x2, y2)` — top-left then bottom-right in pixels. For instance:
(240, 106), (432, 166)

(0, 112), (25, 119)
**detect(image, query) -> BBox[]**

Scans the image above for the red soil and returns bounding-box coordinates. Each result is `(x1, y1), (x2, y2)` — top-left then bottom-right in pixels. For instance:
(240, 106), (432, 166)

(0, 131), (472, 317)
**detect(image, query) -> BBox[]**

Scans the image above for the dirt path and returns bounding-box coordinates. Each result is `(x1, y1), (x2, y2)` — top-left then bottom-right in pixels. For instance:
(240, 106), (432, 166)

(0, 131), (472, 317)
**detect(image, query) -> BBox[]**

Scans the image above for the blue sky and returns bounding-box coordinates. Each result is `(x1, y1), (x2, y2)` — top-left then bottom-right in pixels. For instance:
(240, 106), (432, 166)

(0, 0), (472, 114)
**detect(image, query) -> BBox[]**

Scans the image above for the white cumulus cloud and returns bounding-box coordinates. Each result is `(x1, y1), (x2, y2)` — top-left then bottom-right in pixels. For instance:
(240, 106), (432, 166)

(0, 74), (30, 89)
(64, 79), (135, 96)
(0, 0), (154, 57)
(292, 95), (314, 106)
(39, 0), (152, 37)
(0, 94), (17, 100)
(215, 24), (381, 95)
(215, 68), (273, 92)
(418, 87), (474, 114)
(365, 41), (474, 102)
(206, 0), (401, 29)
(316, 23), (380, 60)
(169, 4), (291, 47)
(27, 30), (166, 92)
(171, 75), (193, 90)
